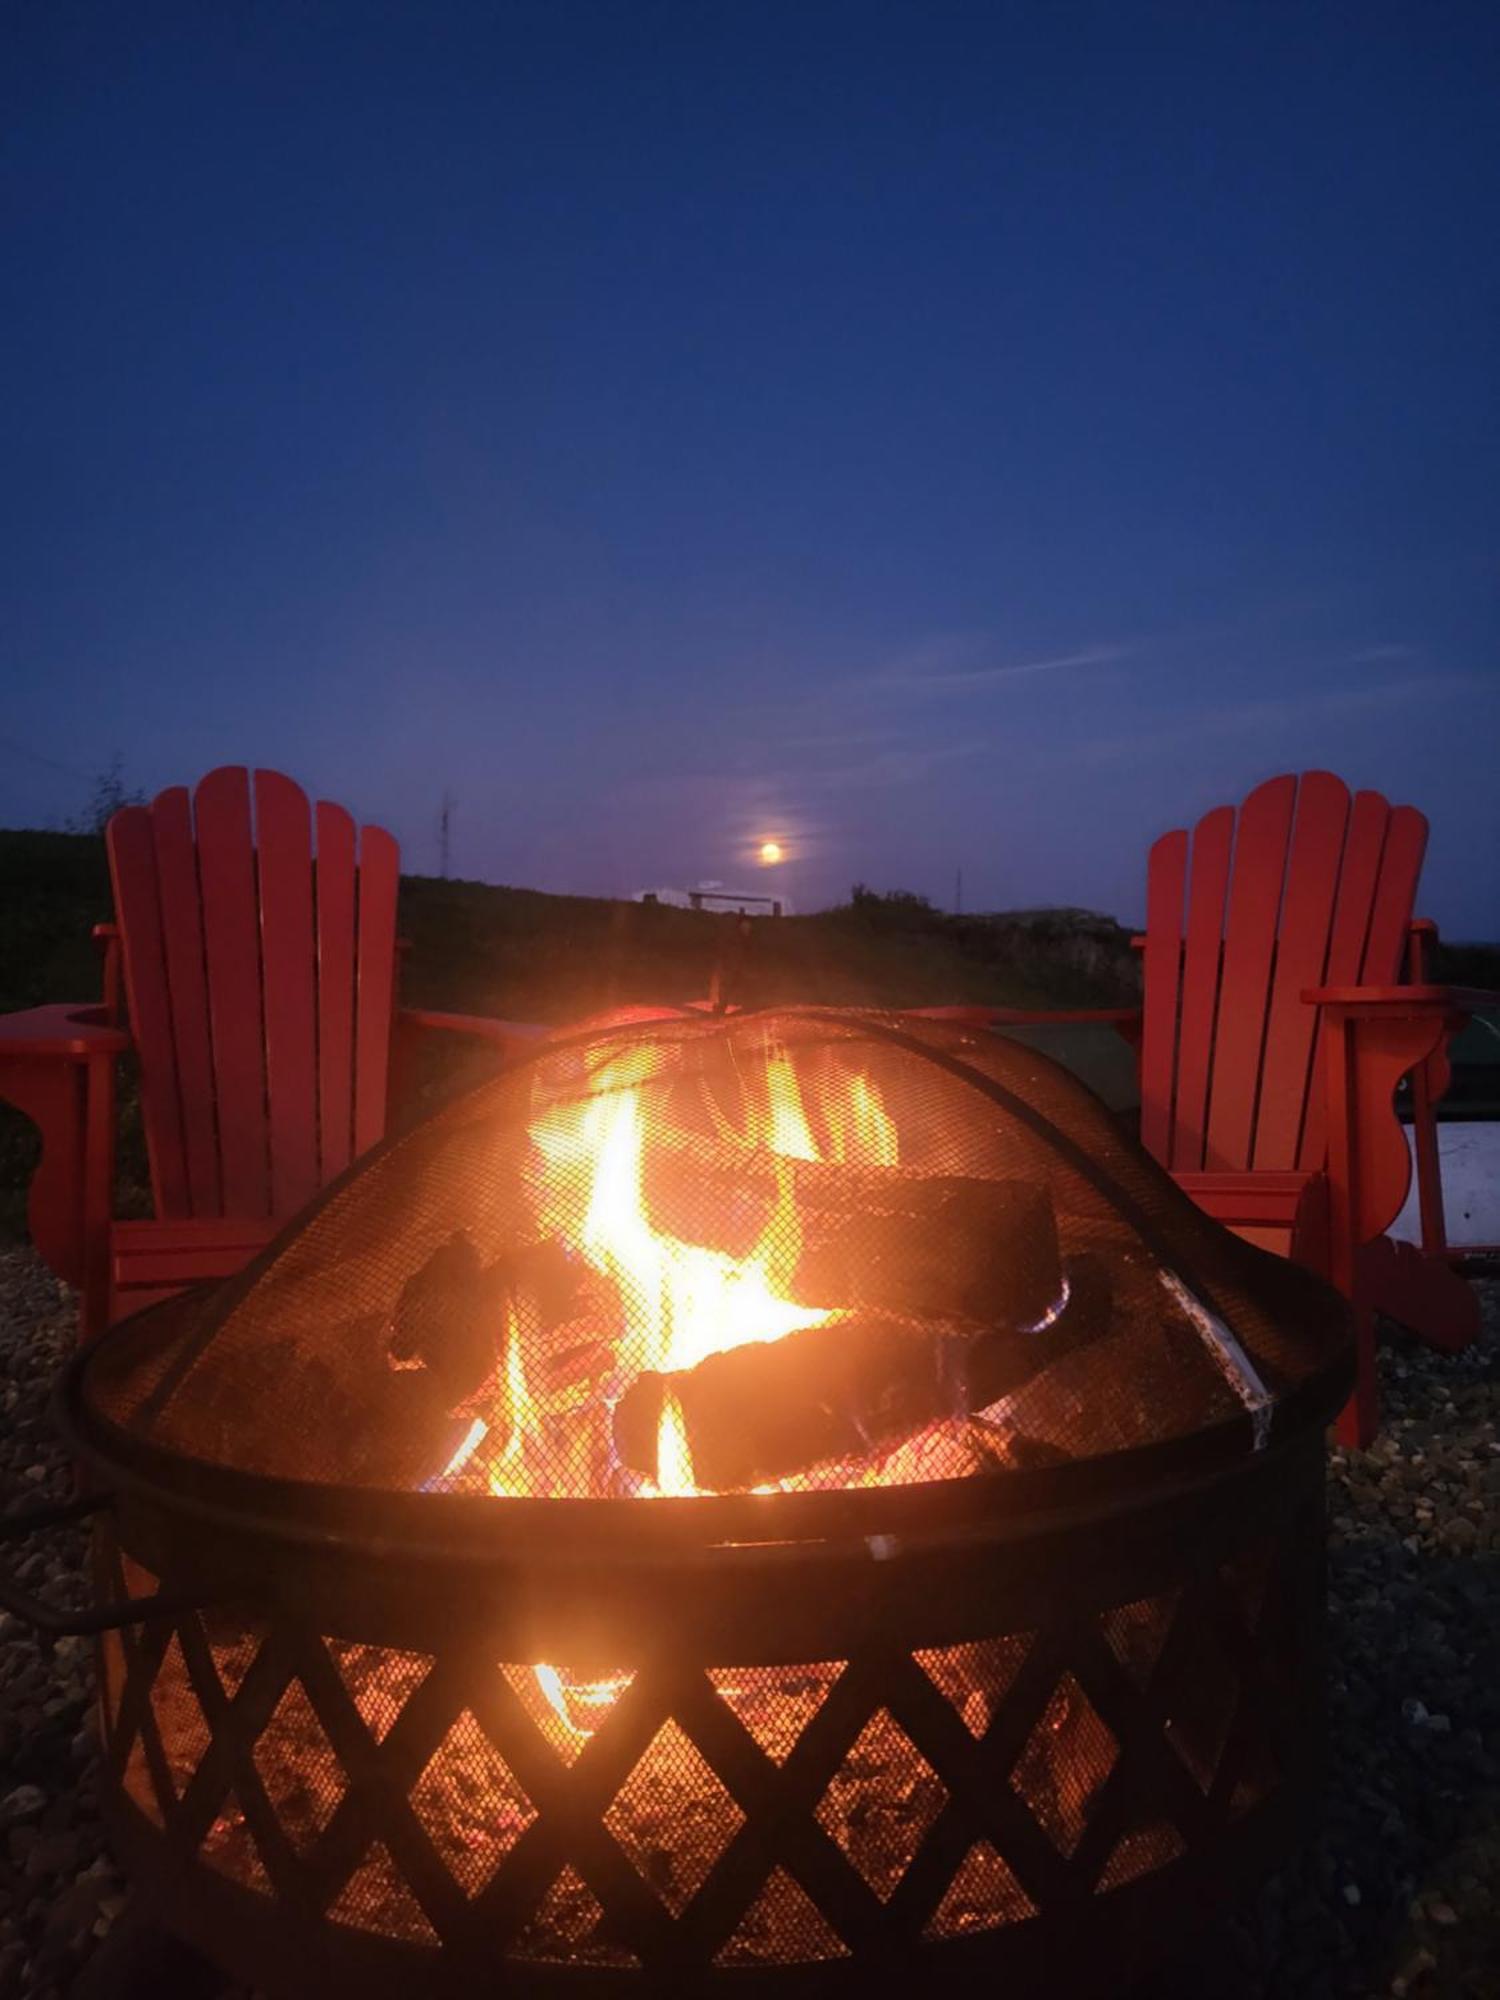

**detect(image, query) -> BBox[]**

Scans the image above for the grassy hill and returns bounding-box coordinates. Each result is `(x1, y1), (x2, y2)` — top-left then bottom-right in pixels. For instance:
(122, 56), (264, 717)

(0, 828), (1142, 1021)
(0, 829), (1143, 1237)
(2, 826), (1494, 1242)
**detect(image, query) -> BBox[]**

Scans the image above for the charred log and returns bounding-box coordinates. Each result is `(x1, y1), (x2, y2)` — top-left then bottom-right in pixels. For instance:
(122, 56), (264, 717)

(387, 1232), (586, 1413)
(791, 1179), (1063, 1329)
(613, 1255), (1112, 1489)
(613, 1316), (960, 1491)
(387, 1233), (503, 1409)
(641, 1134), (1064, 1329)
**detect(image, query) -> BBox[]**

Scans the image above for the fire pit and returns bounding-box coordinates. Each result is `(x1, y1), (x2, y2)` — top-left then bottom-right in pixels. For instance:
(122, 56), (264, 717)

(46, 1008), (1350, 1993)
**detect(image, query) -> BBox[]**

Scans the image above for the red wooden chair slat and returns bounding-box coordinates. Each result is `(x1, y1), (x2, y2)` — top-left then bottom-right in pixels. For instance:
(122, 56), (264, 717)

(1204, 774), (1297, 1171)
(194, 766), (271, 1217)
(1169, 804), (1234, 1171)
(1323, 791), (1391, 985)
(255, 770), (320, 1217)
(315, 802), (358, 1180)
(147, 785), (222, 1217)
(1138, 829), (1188, 1166)
(1251, 771), (1350, 1170)
(352, 823), (400, 1157)
(1300, 791), (1390, 1170)
(106, 805), (192, 1218)
(1361, 806), (1428, 983)
(5, 764), (548, 1341)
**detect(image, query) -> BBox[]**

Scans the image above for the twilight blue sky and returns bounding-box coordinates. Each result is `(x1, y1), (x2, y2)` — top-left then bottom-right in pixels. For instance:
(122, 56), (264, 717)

(3, 2), (1497, 931)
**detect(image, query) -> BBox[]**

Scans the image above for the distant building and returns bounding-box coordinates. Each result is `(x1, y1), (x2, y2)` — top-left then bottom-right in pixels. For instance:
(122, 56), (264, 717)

(636, 880), (789, 917)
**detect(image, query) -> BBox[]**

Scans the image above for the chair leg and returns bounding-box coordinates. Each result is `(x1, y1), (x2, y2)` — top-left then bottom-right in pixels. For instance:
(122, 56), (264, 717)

(1334, 1305), (1378, 1449)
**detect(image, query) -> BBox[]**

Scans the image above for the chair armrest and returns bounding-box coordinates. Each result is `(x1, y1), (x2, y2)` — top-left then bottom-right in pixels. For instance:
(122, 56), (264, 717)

(1302, 984), (1500, 1014)
(0, 1008), (123, 1307)
(987, 1007), (1144, 1027)
(397, 1008), (548, 1057)
(0, 1004), (130, 1060)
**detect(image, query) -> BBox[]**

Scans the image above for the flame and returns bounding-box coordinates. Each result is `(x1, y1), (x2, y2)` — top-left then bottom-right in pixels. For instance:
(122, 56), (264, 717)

(487, 1314), (526, 1494)
(440, 1416), (488, 1480)
(824, 1071), (899, 1167)
(430, 1043), (908, 1509)
(764, 1052), (818, 1161)
(535, 1069), (829, 1381)
(652, 1391), (697, 1496)
(531, 1663), (632, 1739)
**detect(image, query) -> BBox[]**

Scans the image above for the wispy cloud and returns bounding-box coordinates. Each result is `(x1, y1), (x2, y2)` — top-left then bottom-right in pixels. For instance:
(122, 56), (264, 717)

(848, 635), (1133, 700)
(1054, 670), (1489, 770)
(809, 741), (991, 791)
(1346, 643), (1418, 666)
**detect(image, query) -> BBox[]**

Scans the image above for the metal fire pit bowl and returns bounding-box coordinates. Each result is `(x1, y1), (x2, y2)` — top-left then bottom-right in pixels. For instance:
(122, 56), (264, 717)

(52, 1298), (1342, 1999)
(19, 1012), (1352, 1995)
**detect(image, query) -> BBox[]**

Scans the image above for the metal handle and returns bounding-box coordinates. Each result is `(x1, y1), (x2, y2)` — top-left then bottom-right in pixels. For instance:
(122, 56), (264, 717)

(0, 1490), (205, 1636)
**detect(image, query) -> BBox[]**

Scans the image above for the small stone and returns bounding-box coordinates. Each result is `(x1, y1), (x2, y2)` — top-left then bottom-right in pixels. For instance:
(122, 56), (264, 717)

(1342, 1883), (1361, 1906)
(1401, 1698), (1429, 1726)
(1428, 1900), (1458, 1926)
(0, 1784), (47, 1827)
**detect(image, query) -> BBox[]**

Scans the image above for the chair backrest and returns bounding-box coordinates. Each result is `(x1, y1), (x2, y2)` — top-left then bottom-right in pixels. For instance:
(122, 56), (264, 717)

(1139, 771), (1427, 1175)
(107, 766), (401, 1222)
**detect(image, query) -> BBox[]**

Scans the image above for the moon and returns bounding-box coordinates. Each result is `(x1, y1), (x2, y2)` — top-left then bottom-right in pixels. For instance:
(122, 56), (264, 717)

(758, 840), (784, 865)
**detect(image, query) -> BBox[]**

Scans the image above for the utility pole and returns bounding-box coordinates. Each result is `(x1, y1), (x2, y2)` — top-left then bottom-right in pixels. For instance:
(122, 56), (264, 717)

(438, 791), (455, 879)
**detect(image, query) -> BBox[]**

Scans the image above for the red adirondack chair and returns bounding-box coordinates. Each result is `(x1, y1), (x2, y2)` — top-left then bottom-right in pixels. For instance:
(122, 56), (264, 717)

(976, 771), (1489, 1445)
(0, 767), (538, 1336)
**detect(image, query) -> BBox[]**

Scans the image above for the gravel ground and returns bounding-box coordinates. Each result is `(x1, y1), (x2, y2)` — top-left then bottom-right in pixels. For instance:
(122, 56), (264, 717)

(0, 1245), (1496, 1998)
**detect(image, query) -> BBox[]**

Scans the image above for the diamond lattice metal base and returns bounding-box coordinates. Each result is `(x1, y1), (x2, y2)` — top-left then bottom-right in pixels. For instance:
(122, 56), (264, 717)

(93, 1424), (1326, 1997)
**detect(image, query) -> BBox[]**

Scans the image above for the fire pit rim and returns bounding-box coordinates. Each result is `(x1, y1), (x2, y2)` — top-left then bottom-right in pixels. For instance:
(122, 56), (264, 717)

(56, 1305), (1351, 1569)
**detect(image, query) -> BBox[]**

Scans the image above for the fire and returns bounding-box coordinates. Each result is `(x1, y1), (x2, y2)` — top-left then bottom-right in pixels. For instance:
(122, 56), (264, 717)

(530, 1663), (633, 1740)
(652, 1391), (697, 1496)
(824, 1070), (899, 1166)
(427, 1040), (924, 1736)
(425, 1038), (906, 1512)
(534, 1059), (830, 1381)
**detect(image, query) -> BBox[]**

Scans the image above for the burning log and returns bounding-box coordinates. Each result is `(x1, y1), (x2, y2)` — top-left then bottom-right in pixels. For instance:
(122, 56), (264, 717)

(387, 1232), (584, 1414)
(387, 1233), (502, 1410)
(613, 1316), (955, 1491)
(613, 1255), (1112, 1490)
(791, 1179), (1062, 1330)
(641, 1133), (1064, 1330)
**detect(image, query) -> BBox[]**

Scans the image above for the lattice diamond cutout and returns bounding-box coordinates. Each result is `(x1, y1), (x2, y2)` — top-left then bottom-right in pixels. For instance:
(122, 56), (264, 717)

(410, 1709), (536, 1895)
(251, 1678), (347, 1854)
(604, 1719), (745, 1914)
(147, 1631), (213, 1800)
(814, 1709), (947, 1900)
(502, 1663), (634, 1766)
(200, 1612), (263, 1701)
(925, 1840), (1036, 1936)
(511, 1865), (638, 1966)
(327, 1841), (438, 1942)
(715, 1866), (850, 1964)
(707, 1661), (844, 1764)
(327, 1639), (432, 1744)
(1097, 1820), (1186, 1889)
(1099, 1593), (1177, 1690)
(1010, 1673), (1117, 1857)
(200, 1789), (272, 1893)
(914, 1634), (1032, 1739)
